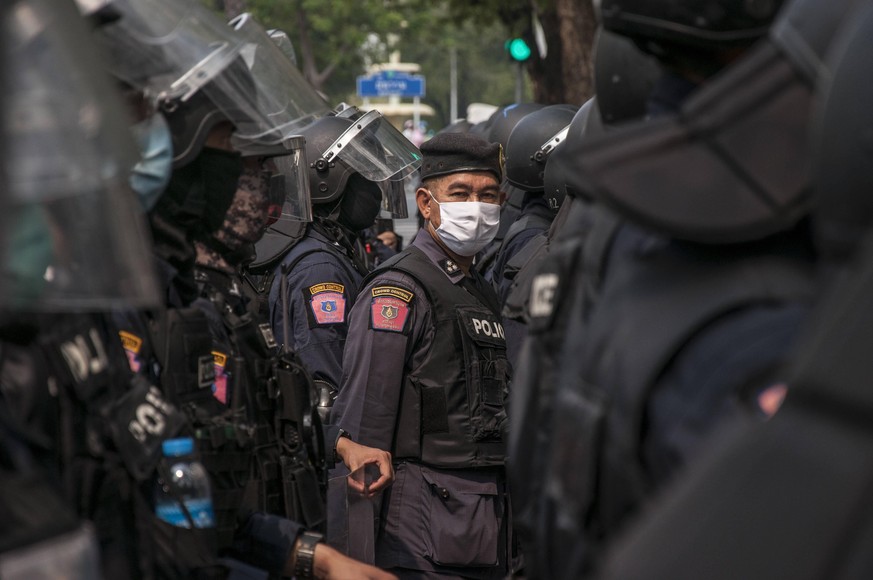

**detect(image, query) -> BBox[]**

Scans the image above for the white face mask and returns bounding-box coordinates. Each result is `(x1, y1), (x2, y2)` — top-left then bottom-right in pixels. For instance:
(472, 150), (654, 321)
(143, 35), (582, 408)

(428, 192), (501, 257)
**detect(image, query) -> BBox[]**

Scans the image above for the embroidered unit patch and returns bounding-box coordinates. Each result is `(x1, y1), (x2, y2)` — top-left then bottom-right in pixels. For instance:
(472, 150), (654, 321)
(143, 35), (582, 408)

(212, 350), (228, 405)
(372, 285), (414, 302)
(119, 330), (143, 373)
(308, 282), (347, 325)
(371, 296), (411, 332)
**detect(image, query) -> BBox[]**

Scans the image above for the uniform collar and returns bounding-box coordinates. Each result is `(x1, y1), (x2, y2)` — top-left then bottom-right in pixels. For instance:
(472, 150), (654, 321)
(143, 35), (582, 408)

(411, 229), (467, 284)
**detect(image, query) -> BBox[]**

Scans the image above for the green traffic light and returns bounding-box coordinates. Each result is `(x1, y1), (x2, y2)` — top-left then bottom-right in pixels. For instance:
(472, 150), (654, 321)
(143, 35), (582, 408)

(507, 37), (531, 62)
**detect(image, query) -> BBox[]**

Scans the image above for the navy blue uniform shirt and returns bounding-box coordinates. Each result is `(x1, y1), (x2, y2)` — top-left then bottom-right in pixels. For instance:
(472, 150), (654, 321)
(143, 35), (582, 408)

(268, 225), (366, 392)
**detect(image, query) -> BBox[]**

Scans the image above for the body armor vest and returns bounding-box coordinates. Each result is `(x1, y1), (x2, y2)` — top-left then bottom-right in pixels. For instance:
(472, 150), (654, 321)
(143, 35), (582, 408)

(506, 200), (611, 580)
(195, 269), (327, 534)
(369, 246), (509, 468)
(500, 202), (554, 264)
(19, 313), (208, 580)
(544, 221), (815, 578)
(243, 223), (364, 324)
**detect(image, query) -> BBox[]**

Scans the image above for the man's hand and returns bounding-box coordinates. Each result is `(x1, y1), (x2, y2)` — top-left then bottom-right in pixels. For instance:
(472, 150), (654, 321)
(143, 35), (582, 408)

(313, 543), (397, 580)
(335, 437), (394, 495)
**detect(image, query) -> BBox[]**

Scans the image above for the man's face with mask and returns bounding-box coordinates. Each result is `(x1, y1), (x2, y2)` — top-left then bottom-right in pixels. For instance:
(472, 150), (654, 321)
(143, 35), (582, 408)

(417, 171), (505, 257)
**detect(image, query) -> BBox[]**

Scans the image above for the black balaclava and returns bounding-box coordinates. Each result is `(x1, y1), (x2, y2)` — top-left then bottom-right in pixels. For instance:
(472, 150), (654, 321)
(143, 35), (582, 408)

(196, 165), (271, 271)
(337, 172), (383, 233)
(149, 147), (243, 303)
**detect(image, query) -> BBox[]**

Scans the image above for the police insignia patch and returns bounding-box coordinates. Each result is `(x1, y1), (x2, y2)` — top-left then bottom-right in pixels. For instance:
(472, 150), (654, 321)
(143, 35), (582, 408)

(119, 330), (143, 373)
(371, 296), (411, 332)
(212, 351), (228, 405)
(307, 282), (347, 325)
(371, 285), (412, 301)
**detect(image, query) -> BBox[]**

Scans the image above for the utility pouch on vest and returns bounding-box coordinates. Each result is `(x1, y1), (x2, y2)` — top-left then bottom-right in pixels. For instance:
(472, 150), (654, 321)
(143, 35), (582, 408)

(106, 374), (188, 482)
(274, 354), (327, 530)
(456, 306), (510, 441)
(547, 383), (608, 533)
(192, 418), (261, 551)
(281, 454), (326, 530)
(149, 307), (216, 407)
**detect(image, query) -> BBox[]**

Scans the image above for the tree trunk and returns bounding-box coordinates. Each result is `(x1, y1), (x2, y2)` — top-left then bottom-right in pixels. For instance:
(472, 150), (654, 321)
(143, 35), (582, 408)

(527, 0), (596, 105)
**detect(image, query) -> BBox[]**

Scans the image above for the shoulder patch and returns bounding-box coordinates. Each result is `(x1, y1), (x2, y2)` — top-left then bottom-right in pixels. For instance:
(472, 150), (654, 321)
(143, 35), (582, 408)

(212, 350), (229, 405)
(371, 295), (412, 333)
(372, 285), (414, 303)
(306, 282), (347, 325)
(119, 330), (143, 373)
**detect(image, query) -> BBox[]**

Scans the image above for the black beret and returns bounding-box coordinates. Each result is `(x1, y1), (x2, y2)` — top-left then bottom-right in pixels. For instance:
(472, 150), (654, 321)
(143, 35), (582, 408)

(419, 132), (504, 182)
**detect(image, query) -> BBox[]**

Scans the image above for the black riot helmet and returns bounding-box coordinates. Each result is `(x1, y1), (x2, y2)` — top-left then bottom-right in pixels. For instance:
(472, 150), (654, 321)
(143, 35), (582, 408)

(299, 107), (421, 210)
(542, 98), (606, 212)
(486, 103), (546, 149)
(300, 116), (360, 206)
(95, 0), (320, 168)
(505, 105), (579, 193)
(561, 0), (859, 244)
(597, 0), (786, 50)
(593, 28), (662, 124)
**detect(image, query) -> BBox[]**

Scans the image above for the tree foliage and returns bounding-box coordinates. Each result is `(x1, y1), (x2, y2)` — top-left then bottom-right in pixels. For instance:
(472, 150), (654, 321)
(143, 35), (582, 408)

(211, 0), (597, 128)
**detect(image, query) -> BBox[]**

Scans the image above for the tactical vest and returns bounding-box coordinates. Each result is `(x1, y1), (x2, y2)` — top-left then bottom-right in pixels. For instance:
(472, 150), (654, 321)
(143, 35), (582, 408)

(506, 201), (610, 580)
(195, 269), (327, 534)
(118, 302), (270, 571)
(544, 222), (816, 579)
(24, 313), (220, 580)
(369, 246), (509, 468)
(243, 223), (364, 325)
(500, 202), (554, 266)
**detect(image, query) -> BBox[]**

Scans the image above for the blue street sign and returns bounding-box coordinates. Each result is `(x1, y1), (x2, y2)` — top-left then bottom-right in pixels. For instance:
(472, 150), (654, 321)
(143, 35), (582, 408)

(357, 70), (425, 98)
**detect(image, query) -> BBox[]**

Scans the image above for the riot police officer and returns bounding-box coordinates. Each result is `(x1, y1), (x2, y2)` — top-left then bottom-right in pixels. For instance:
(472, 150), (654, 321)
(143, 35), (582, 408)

(490, 104), (577, 363)
(476, 103), (545, 280)
(504, 31), (661, 577)
(596, 1), (873, 577)
(95, 1), (396, 577)
(526, 0), (824, 576)
(0, 1), (177, 577)
(246, 106), (420, 423)
(331, 132), (512, 579)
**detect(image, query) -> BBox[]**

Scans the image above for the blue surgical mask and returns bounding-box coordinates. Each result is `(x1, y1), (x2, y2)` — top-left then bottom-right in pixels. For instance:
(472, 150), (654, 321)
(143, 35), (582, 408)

(130, 113), (173, 211)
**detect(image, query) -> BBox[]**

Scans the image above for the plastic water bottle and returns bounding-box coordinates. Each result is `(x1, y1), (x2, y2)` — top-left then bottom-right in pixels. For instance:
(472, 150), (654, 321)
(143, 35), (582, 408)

(154, 437), (215, 529)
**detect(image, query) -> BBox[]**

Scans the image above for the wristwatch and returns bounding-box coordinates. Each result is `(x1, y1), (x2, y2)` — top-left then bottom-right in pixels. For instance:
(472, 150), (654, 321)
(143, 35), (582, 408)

(293, 530), (323, 579)
(333, 428), (352, 465)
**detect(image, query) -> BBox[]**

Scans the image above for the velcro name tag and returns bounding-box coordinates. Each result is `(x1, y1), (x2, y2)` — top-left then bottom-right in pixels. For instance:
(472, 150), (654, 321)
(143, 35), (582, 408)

(458, 308), (506, 346)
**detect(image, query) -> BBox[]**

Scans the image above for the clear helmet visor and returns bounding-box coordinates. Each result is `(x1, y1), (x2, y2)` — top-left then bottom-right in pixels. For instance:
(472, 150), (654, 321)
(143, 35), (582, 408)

(96, 0), (294, 146)
(1, 0), (159, 310)
(264, 135), (312, 222)
(322, 111), (423, 182)
(230, 13), (331, 147)
(378, 167), (416, 219)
